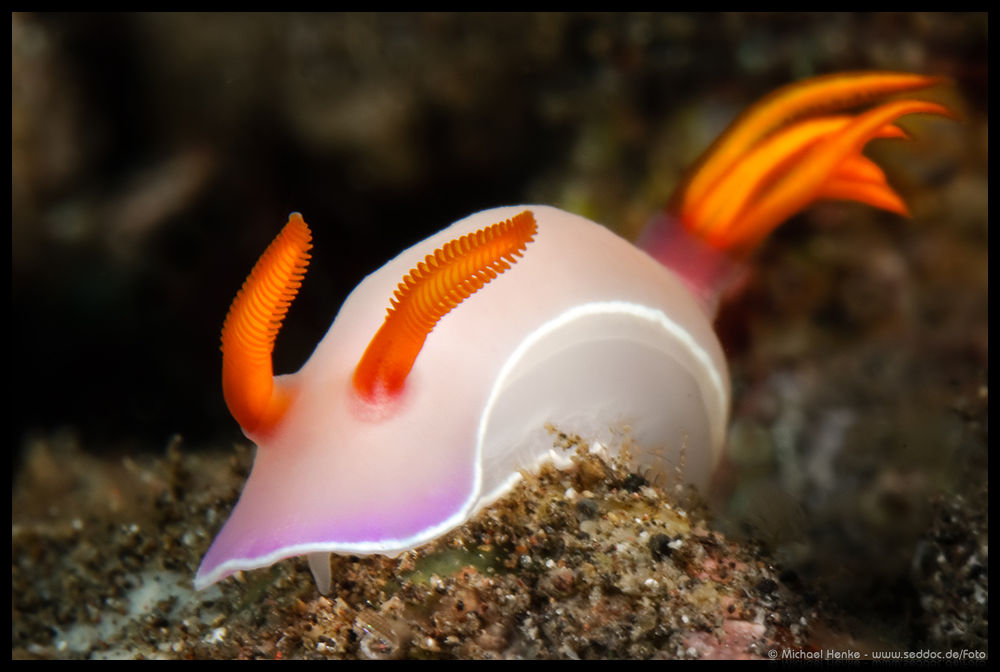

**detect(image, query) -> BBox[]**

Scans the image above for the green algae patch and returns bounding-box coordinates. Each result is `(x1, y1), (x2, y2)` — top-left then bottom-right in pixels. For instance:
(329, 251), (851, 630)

(402, 545), (503, 587)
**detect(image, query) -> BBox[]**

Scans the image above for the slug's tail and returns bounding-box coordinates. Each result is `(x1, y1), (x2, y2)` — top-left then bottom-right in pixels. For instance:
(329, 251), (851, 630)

(667, 71), (954, 257)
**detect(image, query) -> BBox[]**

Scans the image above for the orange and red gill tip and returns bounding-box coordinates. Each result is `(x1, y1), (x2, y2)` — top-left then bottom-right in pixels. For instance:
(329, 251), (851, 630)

(674, 71), (944, 219)
(352, 210), (538, 403)
(712, 99), (954, 252)
(671, 71), (952, 257)
(221, 212), (312, 434)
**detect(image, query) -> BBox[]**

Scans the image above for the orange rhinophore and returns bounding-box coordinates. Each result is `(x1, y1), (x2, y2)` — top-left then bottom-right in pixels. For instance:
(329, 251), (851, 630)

(220, 212), (312, 434)
(352, 210), (537, 401)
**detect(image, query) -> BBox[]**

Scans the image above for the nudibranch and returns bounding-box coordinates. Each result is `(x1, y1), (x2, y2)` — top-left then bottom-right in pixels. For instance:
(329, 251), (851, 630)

(196, 71), (952, 593)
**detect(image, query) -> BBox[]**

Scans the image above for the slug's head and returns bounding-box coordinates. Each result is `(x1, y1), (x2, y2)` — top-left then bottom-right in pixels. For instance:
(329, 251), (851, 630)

(220, 210), (537, 438)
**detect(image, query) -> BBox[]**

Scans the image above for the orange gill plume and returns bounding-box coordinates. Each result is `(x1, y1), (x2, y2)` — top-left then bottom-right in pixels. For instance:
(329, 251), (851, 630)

(221, 213), (312, 434)
(353, 210), (538, 401)
(671, 71), (953, 256)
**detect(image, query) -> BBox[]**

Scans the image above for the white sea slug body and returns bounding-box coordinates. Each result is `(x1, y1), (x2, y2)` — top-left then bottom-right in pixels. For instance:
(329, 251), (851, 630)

(196, 72), (951, 593)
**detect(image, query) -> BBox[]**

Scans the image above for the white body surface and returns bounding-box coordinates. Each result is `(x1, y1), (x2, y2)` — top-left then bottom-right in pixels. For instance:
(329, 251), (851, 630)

(196, 205), (729, 590)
